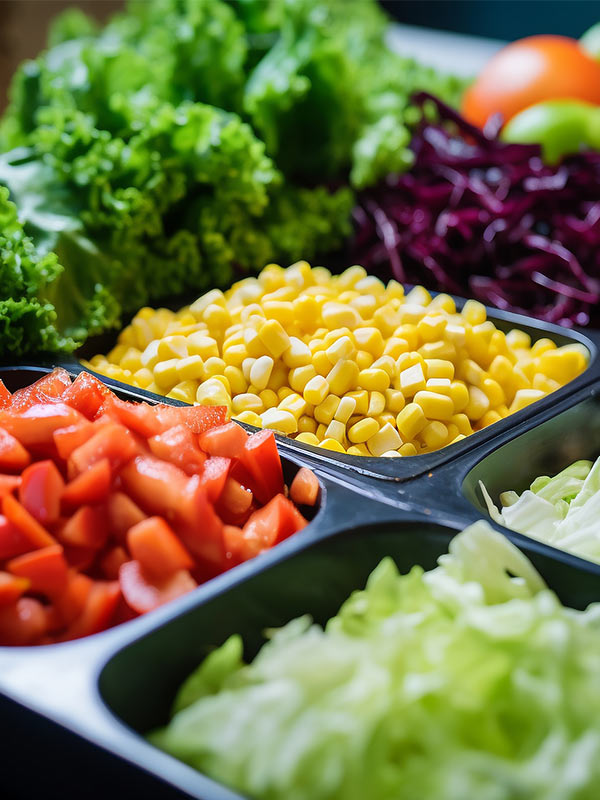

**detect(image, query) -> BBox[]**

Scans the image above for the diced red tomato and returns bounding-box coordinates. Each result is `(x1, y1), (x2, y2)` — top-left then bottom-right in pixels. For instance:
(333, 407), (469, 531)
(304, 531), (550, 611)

(0, 571), (30, 605)
(239, 429), (284, 504)
(239, 494), (308, 560)
(53, 421), (94, 460)
(222, 524), (245, 566)
(100, 397), (227, 438)
(127, 517), (194, 579)
(0, 403), (85, 450)
(120, 455), (190, 520)
(176, 475), (224, 567)
(0, 597), (47, 645)
(62, 458), (112, 506)
(19, 460), (65, 525)
(218, 477), (253, 517)
(119, 560), (197, 614)
(0, 514), (31, 559)
(61, 371), (112, 419)
(199, 422), (248, 459)
(53, 572), (93, 626)
(148, 424), (207, 474)
(62, 544), (97, 571)
(100, 546), (129, 580)
(0, 379), (11, 407)
(200, 457), (231, 503)
(3, 493), (56, 549)
(68, 422), (139, 476)
(0, 428), (31, 472)
(7, 545), (68, 597)
(59, 580), (121, 642)
(105, 492), (146, 541)
(0, 475), (21, 498)
(58, 506), (108, 549)
(9, 369), (71, 411)
(290, 467), (320, 507)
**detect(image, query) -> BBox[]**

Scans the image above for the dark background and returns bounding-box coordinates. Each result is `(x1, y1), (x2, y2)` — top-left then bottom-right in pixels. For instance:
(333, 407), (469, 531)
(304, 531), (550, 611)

(0, 1), (598, 110)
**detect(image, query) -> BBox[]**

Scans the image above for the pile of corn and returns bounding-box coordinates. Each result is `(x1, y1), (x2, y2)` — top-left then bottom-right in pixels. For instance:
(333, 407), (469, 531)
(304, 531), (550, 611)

(85, 263), (588, 458)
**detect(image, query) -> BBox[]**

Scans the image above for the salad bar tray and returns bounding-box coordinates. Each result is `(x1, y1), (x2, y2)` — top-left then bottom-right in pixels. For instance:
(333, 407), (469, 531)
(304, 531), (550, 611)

(2, 298), (600, 800)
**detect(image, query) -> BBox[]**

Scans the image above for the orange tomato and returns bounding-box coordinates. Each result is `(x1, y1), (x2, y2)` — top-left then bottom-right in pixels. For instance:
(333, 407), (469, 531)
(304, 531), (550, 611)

(462, 35), (600, 128)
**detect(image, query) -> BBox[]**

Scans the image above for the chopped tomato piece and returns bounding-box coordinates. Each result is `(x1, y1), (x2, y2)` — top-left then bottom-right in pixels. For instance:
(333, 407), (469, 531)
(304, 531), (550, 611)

(120, 455), (190, 520)
(68, 422), (139, 476)
(0, 403), (85, 450)
(222, 524), (245, 566)
(19, 460), (65, 525)
(289, 467), (320, 507)
(0, 428), (31, 472)
(154, 404), (228, 436)
(0, 379), (11, 407)
(9, 369), (71, 411)
(53, 421), (95, 460)
(0, 514), (30, 559)
(100, 396), (227, 437)
(100, 546), (129, 580)
(62, 544), (98, 571)
(58, 506), (108, 549)
(0, 571), (30, 605)
(176, 475), (224, 567)
(199, 422), (248, 459)
(3, 493), (56, 549)
(62, 458), (112, 506)
(218, 477), (253, 516)
(59, 580), (121, 642)
(8, 545), (68, 597)
(239, 429), (284, 504)
(54, 572), (93, 626)
(127, 517), (194, 579)
(0, 475), (21, 498)
(119, 560), (196, 614)
(61, 371), (112, 419)
(200, 456), (231, 503)
(0, 597), (47, 645)
(105, 491), (146, 541)
(148, 424), (207, 474)
(239, 494), (307, 560)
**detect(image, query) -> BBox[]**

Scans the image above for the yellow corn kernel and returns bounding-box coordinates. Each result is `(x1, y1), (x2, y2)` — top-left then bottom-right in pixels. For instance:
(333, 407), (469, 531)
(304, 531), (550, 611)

(443, 323), (466, 349)
(405, 286), (431, 306)
(232, 393), (263, 415)
(419, 341), (457, 361)
(532, 374), (561, 394)
(86, 355), (109, 369)
(367, 421), (402, 456)
(130, 317), (155, 350)
(481, 377), (505, 407)
(221, 343), (247, 367)
(281, 337), (311, 368)
(119, 347), (142, 373)
(398, 442), (418, 457)
(258, 389), (278, 409)
(223, 365), (246, 396)
(429, 293), (456, 314)
(399, 363), (426, 397)
(260, 409), (298, 434)
(258, 264), (286, 290)
(358, 368), (390, 393)
(189, 289), (227, 316)
(316, 423), (327, 440)
(368, 391), (386, 417)
(312, 350), (332, 377)
(323, 328), (352, 349)
(167, 381), (197, 405)
(348, 417), (379, 443)
(424, 359), (455, 380)
(417, 315), (447, 343)
(295, 432), (320, 446)
(233, 410), (262, 427)
(458, 358), (486, 387)
(396, 403), (427, 440)
(267, 362), (289, 392)
(346, 390), (369, 416)
(241, 358), (256, 382)
(289, 365), (317, 394)
(539, 347), (587, 382)
(465, 386), (490, 421)
(153, 358), (179, 389)
(257, 319), (290, 359)
(277, 387), (294, 402)
(446, 423), (459, 442)
(384, 389), (406, 414)
(461, 299), (486, 325)
(353, 327), (384, 357)
(371, 356), (396, 378)
(241, 327), (264, 358)
(334, 396), (357, 424)
(249, 355), (274, 391)
(325, 419), (346, 443)
(324, 336), (354, 364)
(337, 264), (367, 288)
(279, 393), (307, 419)
(321, 302), (360, 330)
(347, 443), (371, 457)
(203, 357), (227, 379)
(378, 412), (396, 428)
(382, 337), (409, 360)
(421, 421), (448, 449)
(298, 415), (317, 434)
(212, 374), (231, 393)
(509, 388), (545, 414)
(380, 449), (401, 458)
(304, 375), (330, 406)
(326, 360), (360, 395)
(262, 301), (294, 327)
(139, 341), (160, 370)
(488, 354), (514, 386)
(451, 413), (472, 436)
(354, 351), (372, 371)
(132, 368), (154, 389)
(413, 390), (454, 421)
(314, 395), (340, 425)
(319, 438), (347, 454)
(176, 355), (205, 382)
(426, 378), (452, 397)
(449, 381), (470, 412)
(187, 332), (219, 360)
(480, 410), (502, 428)
(293, 295), (320, 331)
(506, 329), (531, 350)
(373, 306), (402, 337)
(196, 378), (231, 410)
(351, 295), (378, 319)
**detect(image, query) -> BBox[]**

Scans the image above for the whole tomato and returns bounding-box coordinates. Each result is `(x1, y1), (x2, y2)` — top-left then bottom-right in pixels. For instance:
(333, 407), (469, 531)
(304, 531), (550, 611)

(462, 35), (600, 128)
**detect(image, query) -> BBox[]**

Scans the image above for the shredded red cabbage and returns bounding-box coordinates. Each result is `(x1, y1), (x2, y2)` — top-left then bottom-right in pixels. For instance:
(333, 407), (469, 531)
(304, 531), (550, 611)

(352, 93), (600, 326)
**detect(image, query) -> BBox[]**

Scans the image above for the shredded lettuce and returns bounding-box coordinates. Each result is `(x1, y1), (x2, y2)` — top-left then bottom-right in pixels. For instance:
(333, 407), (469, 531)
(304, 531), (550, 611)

(480, 457), (600, 563)
(150, 521), (600, 799)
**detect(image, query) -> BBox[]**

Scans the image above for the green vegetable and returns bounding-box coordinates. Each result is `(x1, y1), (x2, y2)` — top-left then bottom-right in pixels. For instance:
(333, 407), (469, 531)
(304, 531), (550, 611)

(149, 521), (600, 800)
(502, 99), (600, 164)
(581, 22), (600, 61)
(0, 0), (463, 356)
(480, 457), (600, 563)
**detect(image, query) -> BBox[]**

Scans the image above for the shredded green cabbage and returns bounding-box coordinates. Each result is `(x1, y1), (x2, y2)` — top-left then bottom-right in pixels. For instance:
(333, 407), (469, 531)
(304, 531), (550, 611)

(150, 521), (600, 799)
